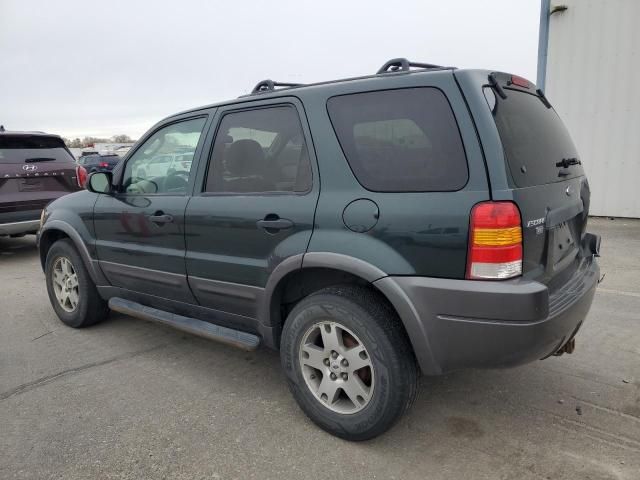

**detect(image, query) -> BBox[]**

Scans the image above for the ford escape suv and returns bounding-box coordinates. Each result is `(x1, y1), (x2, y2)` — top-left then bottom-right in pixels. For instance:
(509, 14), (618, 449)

(1, 131), (85, 237)
(38, 58), (600, 441)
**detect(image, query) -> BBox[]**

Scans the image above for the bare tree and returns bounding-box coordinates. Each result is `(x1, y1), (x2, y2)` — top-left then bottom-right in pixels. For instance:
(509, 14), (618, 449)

(111, 134), (134, 143)
(60, 135), (136, 148)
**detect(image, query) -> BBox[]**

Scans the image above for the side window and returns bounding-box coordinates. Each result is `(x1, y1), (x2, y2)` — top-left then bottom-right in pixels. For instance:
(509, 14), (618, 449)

(123, 117), (206, 194)
(327, 88), (468, 192)
(205, 106), (312, 194)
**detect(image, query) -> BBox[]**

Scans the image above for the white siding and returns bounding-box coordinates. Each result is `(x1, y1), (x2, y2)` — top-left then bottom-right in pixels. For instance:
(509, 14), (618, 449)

(545, 0), (640, 218)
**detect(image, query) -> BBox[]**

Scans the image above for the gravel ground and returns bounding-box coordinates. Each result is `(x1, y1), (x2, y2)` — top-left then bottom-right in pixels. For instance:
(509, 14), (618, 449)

(1, 217), (639, 480)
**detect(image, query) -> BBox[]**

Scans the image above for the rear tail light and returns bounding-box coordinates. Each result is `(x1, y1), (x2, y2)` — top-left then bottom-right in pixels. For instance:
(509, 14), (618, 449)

(76, 165), (87, 188)
(99, 162), (109, 168)
(466, 201), (522, 280)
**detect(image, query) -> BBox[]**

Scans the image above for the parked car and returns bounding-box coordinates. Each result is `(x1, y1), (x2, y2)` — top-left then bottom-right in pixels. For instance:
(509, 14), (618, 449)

(113, 145), (132, 157)
(134, 152), (194, 179)
(0, 131), (85, 236)
(38, 58), (600, 440)
(76, 152), (98, 163)
(76, 152), (121, 174)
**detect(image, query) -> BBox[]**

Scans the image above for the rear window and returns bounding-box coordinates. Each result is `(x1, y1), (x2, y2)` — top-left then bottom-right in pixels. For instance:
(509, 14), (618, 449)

(327, 88), (468, 192)
(0, 135), (74, 164)
(485, 87), (584, 187)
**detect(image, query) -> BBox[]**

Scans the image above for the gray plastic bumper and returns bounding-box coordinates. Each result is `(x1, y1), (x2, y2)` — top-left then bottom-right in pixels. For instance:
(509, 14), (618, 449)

(374, 256), (599, 375)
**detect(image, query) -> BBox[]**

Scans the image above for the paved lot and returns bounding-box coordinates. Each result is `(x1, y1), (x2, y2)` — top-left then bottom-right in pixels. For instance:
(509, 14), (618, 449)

(1, 217), (639, 480)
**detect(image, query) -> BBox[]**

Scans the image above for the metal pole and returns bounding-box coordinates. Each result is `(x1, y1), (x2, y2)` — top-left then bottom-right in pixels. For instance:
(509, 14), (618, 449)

(537, 0), (551, 90)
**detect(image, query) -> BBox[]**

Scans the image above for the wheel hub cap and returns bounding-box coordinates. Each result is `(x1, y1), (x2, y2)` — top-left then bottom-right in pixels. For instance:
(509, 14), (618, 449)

(298, 321), (375, 414)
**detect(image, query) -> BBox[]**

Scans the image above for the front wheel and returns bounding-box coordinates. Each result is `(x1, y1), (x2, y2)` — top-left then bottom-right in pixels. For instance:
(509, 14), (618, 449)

(280, 286), (418, 441)
(45, 239), (108, 328)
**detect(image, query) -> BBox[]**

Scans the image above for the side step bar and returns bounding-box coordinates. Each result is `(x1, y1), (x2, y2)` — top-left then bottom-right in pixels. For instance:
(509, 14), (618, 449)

(108, 297), (260, 351)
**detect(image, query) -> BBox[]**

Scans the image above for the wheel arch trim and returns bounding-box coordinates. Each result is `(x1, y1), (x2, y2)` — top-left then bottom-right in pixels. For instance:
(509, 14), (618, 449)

(261, 251), (440, 374)
(39, 220), (107, 285)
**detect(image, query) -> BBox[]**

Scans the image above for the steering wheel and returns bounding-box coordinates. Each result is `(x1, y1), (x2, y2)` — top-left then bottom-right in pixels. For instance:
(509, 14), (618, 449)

(163, 170), (190, 191)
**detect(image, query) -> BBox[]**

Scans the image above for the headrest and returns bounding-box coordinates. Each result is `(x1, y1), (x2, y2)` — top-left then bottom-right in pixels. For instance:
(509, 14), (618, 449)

(225, 139), (264, 176)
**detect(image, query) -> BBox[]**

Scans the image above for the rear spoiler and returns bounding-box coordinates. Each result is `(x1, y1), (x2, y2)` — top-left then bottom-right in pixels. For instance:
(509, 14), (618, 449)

(488, 72), (552, 108)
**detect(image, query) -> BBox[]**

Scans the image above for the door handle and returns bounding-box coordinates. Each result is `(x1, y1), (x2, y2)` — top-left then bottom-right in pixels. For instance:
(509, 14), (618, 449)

(148, 212), (174, 225)
(256, 215), (294, 232)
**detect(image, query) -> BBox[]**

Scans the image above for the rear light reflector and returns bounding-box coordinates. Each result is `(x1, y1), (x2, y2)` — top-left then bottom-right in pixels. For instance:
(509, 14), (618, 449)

(76, 165), (87, 188)
(466, 201), (523, 280)
(509, 75), (531, 88)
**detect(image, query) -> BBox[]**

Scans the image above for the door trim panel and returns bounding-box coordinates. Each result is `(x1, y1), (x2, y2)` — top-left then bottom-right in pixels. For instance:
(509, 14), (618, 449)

(188, 276), (264, 318)
(99, 261), (196, 304)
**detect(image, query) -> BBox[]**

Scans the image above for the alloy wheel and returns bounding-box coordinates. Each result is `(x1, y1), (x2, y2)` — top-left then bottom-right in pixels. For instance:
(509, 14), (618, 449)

(52, 256), (80, 313)
(298, 321), (374, 414)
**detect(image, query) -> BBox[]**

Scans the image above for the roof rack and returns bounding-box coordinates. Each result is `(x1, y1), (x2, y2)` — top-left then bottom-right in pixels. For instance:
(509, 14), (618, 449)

(251, 79), (304, 94)
(376, 58), (445, 74)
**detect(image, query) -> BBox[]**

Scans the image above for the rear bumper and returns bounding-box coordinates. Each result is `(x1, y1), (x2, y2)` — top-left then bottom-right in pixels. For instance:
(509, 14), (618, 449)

(375, 255), (599, 375)
(0, 219), (40, 235)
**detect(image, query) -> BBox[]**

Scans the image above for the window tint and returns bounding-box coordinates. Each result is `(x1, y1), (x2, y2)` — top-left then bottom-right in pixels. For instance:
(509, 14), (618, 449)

(327, 88), (468, 192)
(205, 106), (312, 193)
(486, 87), (583, 187)
(123, 117), (205, 194)
(0, 135), (74, 164)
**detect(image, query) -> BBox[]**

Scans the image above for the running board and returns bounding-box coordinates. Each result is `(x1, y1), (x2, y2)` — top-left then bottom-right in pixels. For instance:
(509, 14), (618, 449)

(108, 297), (260, 351)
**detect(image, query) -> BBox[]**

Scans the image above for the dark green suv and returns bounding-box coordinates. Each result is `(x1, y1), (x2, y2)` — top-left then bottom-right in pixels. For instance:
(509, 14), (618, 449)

(38, 59), (601, 440)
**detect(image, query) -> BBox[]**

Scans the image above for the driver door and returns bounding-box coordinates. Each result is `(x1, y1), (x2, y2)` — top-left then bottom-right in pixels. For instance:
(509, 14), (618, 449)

(93, 115), (208, 302)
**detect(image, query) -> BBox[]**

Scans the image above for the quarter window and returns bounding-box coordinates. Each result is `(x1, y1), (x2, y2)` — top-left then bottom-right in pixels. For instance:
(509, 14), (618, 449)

(123, 117), (206, 194)
(327, 88), (468, 192)
(205, 106), (312, 193)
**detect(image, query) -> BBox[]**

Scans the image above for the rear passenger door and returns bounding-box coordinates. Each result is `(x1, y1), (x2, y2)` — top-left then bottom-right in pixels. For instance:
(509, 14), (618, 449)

(185, 99), (318, 318)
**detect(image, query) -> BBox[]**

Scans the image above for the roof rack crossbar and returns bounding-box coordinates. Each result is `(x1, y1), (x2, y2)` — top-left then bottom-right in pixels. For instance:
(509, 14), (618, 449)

(251, 79), (304, 94)
(376, 58), (444, 74)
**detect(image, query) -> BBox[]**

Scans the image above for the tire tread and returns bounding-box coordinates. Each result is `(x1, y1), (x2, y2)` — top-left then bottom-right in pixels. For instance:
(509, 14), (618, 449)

(281, 284), (418, 440)
(45, 239), (108, 328)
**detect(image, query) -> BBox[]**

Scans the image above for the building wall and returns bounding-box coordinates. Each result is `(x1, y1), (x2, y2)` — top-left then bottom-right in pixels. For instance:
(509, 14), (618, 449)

(545, 0), (640, 218)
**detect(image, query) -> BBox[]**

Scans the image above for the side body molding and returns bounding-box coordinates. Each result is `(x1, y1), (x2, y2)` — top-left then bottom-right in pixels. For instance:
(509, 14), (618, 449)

(302, 252), (387, 282)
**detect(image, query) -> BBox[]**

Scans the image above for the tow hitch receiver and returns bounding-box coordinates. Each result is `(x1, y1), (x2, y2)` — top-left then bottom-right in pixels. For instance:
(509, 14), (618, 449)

(554, 338), (576, 356)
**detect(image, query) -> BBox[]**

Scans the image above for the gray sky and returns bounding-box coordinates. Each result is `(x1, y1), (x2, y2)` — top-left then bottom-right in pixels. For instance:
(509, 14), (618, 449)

(0, 0), (540, 139)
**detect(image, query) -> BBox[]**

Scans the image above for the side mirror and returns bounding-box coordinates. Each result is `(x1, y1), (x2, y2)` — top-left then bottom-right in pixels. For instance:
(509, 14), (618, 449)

(87, 171), (113, 194)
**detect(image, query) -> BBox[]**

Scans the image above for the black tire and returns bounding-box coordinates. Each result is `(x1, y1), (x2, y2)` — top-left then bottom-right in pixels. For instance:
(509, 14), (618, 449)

(280, 285), (418, 441)
(45, 239), (108, 328)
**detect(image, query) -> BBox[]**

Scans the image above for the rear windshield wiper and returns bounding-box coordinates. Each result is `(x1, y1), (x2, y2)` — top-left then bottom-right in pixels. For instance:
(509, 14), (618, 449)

(556, 157), (581, 168)
(25, 157), (56, 163)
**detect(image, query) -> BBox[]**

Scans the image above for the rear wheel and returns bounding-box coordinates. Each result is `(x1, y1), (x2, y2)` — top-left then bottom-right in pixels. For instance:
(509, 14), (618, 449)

(280, 285), (418, 441)
(45, 239), (108, 328)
